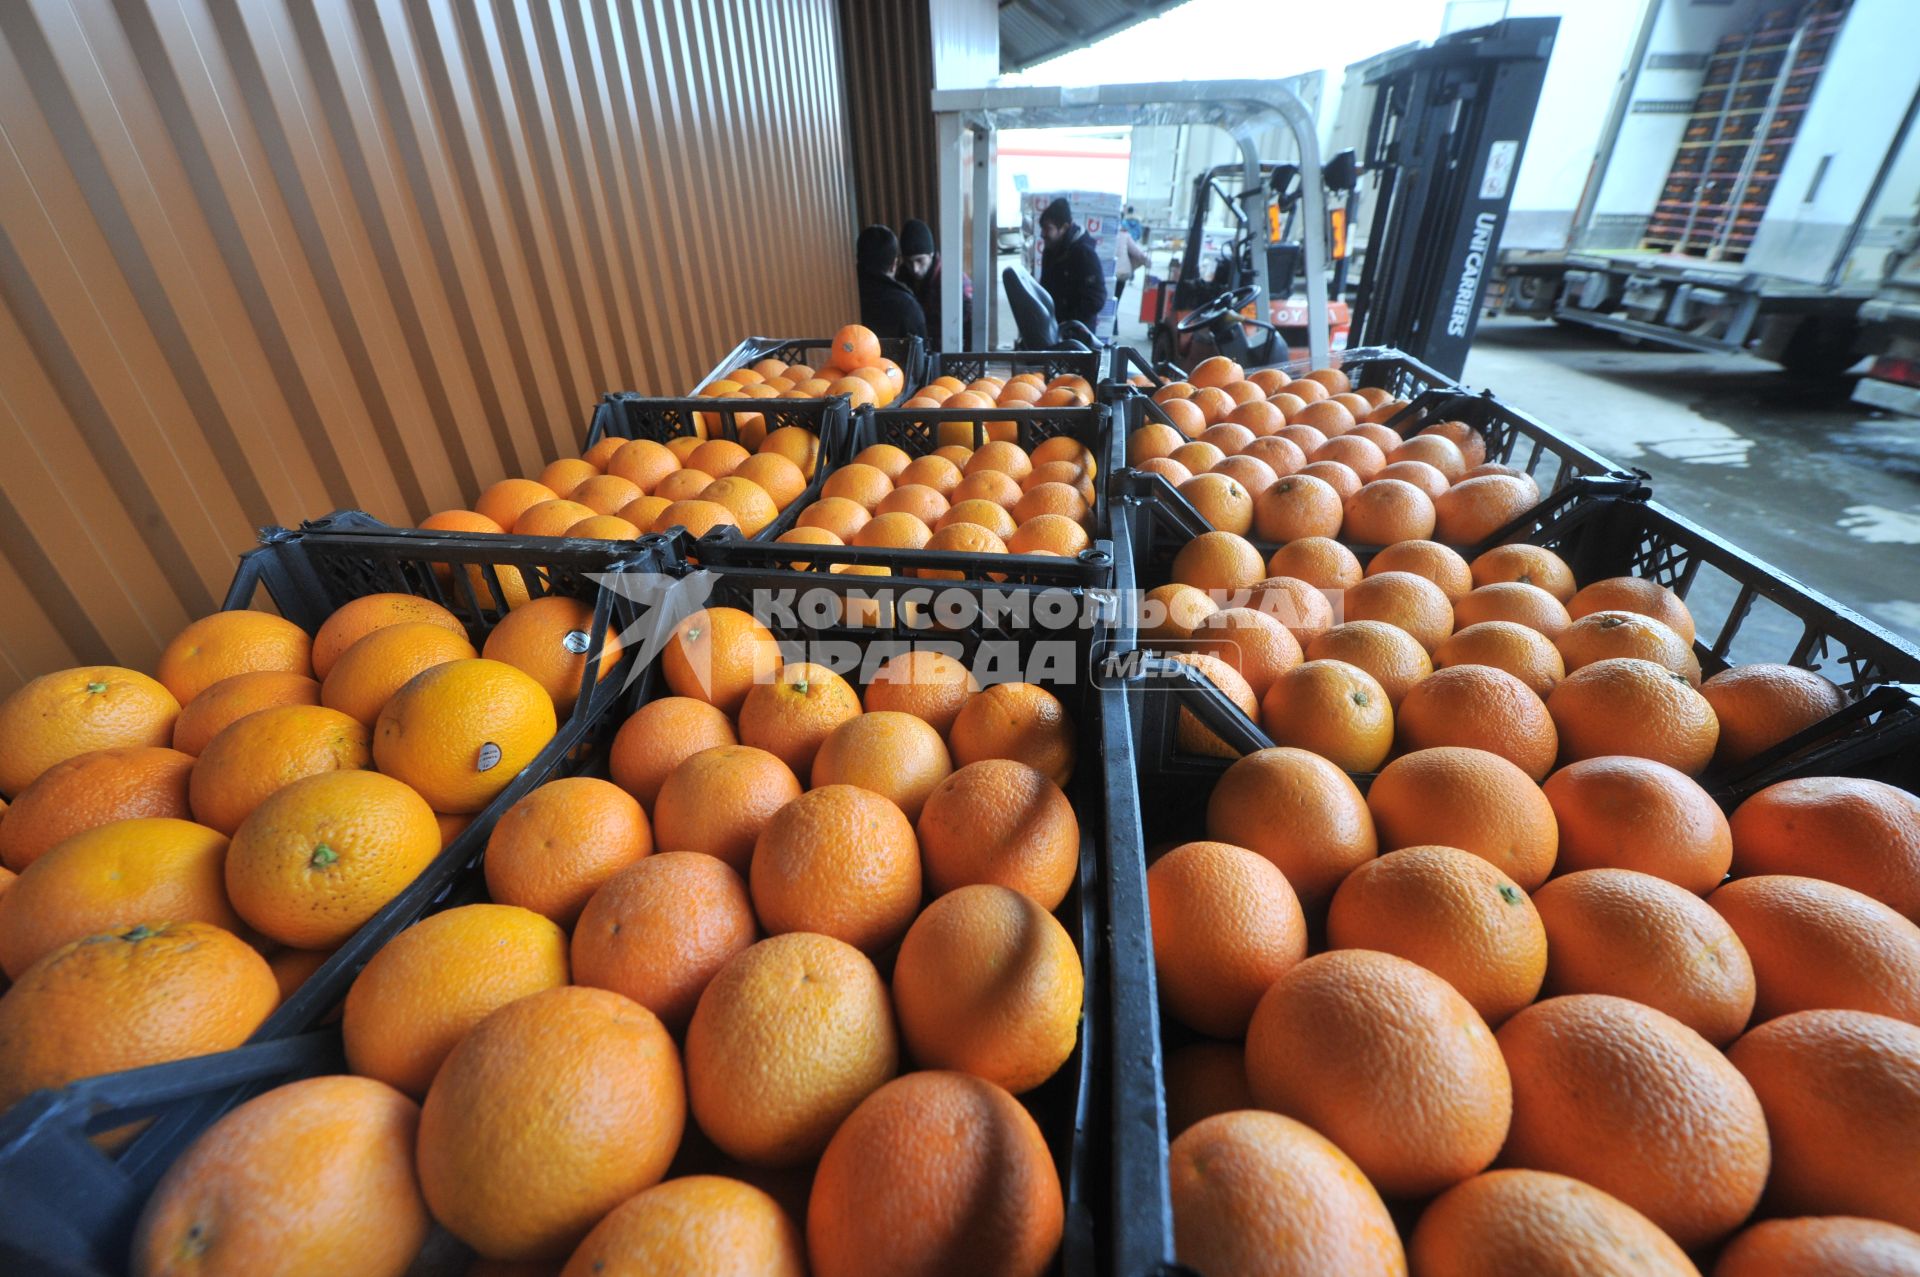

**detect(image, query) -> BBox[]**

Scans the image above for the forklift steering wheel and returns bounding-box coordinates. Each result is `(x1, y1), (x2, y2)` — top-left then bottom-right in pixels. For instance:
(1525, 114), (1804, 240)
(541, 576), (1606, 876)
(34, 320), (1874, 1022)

(1178, 283), (1261, 333)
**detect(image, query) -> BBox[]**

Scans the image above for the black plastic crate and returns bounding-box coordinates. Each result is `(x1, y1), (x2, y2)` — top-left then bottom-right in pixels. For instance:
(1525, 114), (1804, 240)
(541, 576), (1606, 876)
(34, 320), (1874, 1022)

(691, 402), (1120, 588)
(696, 334), (927, 406)
(921, 348), (1108, 394)
(0, 521), (666, 1277)
(1106, 343), (1457, 402)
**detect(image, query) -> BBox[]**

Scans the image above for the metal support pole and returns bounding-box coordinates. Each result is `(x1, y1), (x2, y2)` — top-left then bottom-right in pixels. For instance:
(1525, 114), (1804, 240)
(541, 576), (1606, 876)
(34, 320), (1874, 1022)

(972, 126), (995, 350)
(936, 111), (967, 353)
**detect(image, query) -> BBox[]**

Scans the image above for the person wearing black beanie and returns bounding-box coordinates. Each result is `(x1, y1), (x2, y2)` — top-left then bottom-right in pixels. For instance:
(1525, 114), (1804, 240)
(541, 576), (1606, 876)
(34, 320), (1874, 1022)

(854, 224), (926, 343)
(1038, 199), (1107, 333)
(898, 218), (973, 351)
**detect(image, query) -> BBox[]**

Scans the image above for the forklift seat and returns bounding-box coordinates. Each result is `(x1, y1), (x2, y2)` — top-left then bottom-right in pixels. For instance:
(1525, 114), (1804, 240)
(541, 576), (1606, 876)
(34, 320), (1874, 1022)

(1003, 265), (1096, 352)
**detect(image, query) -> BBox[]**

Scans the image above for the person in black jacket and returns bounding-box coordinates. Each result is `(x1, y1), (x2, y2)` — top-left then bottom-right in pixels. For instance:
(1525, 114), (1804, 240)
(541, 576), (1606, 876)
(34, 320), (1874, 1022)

(855, 224), (926, 342)
(1038, 198), (1108, 334)
(899, 218), (971, 351)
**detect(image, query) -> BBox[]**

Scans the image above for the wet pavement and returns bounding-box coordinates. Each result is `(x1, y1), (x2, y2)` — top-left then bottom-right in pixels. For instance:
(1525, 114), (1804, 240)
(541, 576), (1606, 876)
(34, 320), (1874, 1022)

(1463, 318), (1920, 654)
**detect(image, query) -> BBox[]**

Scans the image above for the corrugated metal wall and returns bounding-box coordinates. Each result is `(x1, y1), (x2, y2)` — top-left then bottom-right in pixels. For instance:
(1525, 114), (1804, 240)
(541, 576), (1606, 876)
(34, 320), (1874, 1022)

(838, 0), (937, 232)
(0, 0), (859, 695)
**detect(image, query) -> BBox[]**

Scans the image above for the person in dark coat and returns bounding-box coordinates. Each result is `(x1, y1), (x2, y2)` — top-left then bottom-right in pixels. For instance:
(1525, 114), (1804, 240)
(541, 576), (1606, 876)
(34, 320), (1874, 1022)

(1038, 198), (1108, 334)
(899, 218), (971, 351)
(855, 224), (926, 342)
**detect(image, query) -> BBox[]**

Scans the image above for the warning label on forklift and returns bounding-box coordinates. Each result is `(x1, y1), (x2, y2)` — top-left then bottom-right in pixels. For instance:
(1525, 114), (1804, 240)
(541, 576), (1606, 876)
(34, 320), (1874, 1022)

(1480, 141), (1518, 200)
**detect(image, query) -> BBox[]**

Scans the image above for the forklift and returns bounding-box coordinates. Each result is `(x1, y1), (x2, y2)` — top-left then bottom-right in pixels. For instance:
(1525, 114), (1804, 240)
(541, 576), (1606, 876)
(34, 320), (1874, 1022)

(1143, 153), (1361, 369)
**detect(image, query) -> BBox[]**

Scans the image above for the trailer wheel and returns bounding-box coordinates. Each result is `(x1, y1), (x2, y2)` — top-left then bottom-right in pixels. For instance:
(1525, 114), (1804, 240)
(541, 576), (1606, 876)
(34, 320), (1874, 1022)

(1778, 316), (1861, 379)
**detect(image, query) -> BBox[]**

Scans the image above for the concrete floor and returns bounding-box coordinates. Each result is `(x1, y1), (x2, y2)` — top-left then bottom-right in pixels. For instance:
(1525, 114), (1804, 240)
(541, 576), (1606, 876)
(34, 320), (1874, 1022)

(1463, 318), (1920, 652)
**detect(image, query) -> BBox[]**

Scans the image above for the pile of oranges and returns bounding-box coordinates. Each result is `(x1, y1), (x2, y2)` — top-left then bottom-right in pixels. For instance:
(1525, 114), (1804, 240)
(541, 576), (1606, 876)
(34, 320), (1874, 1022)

(38, 604), (1090, 1274)
(770, 368), (1102, 572)
(1130, 375), (1920, 1272)
(0, 589), (621, 1114)
(417, 323), (902, 546)
(1129, 354), (1545, 548)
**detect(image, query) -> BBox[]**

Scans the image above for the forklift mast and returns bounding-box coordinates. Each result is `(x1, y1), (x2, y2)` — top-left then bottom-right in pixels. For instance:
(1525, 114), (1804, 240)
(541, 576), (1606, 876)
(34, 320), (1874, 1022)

(1351, 17), (1558, 379)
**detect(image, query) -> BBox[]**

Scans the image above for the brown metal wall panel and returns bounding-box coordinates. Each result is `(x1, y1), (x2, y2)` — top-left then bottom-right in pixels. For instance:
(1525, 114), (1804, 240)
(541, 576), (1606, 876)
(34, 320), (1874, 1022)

(0, 0), (859, 696)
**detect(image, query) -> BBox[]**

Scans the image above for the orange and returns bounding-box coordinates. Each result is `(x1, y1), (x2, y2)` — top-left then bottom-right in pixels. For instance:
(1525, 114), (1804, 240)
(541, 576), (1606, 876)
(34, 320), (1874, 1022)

(1032, 434), (1096, 477)
(1189, 387), (1236, 426)
(827, 324), (881, 371)
(485, 776), (651, 928)
(1544, 756), (1732, 893)
(566, 514), (642, 541)
(964, 440), (1035, 482)
(1497, 994), (1768, 1247)
(1453, 581), (1572, 639)
(892, 884), (1081, 1093)
(432, 811), (471, 849)
(1410, 1170), (1697, 1277)
(0, 816), (239, 980)
(699, 476), (780, 535)
(160, 613), (315, 708)
(952, 469), (1023, 509)
(311, 594), (464, 681)
(810, 711), (951, 821)
(820, 463), (894, 511)
(0, 746), (194, 871)
(1226, 399), (1285, 437)
(651, 468), (715, 503)
(1416, 420), (1487, 467)
(1701, 663), (1848, 767)
(1260, 659), (1393, 772)
(1265, 536), (1362, 591)
(617, 494), (672, 530)
(1007, 513), (1090, 558)
(1709, 875), (1920, 1026)
(1296, 399), (1357, 438)
(917, 759), (1079, 910)
(1244, 575), (1335, 646)
(1432, 620), (1564, 696)
(948, 682), (1076, 787)
(483, 594), (622, 715)
(1534, 869), (1755, 1045)
(1312, 434), (1386, 481)
(343, 903), (568, 1097)
(1014, 480), (1091, 527)
(1569, 575), (1696, 643)
(1343, 570), (1456, 653)
(1161, 652), (1259, 758)
(189, 704), (371, 835)
(1367, 539), (1474, 601)
(1157, 397), (1206, 439)
(373, 659), (558, 813)
(1375, 458), (1450, 499)
(321, 622), (478, 727)
(1433, 475), (1539, 546)
(749, 784), (920, 954)
(1153, 380), (1197, 403)
(419, 507), (502, 540)
(580, 435), (628, 470)
(1306, 620), (1433, 708)
(475, 479), (562, 533)
(1470, 543), (1576, 601)
(131, 1075), (429, 1277)
(1141, 583), (1219, 641)
(862, 649), (978, 734)
(1200, 422), (1256, 455)
(0, 920), (276, 1113)
(1716, 1216), (1920, 1277)
(653, 745), (801, 874)
(224, 769), (440, 948)
(773, 525), (845, 567)
(570, 851), (755, 1033)
(605, 439), (682, 493)
(1186, 606), (1304, 698)
(0, 666), (180, 797)
(876, 482), (953, 525)
(1212, 454), (1280, 497)
(687, 932), (895, 1167)
(1729, 776), (1920, 920)
(1728, 1009), (1920, 1232)
(1276, 422), (1327, 455)
(1327, 845), (1546, 1025)
(1190, 355), (1244, 388)
(1368, 747), (1558, 890)
(1148, 839), (1306, 1037)
(1206, 747), (1377, 911)
(808, 1070), (1060, 1277)
(1389, 433), (1469, 482)
(1396, 664), (1557, 781)
(936, 497), (1017, 539)
(1162, 1042), (1253, 1139)
(1547, 657), (1719, 774)
(896, 453), (962, 495)
(760, 426), (822, 478)
(1342, 478), (1435, 544)
(1242, 436), (1307, 476)
(172, 670), (322, 756)
(685, 438), (751, 480)
(417, 986), (684, 1261)
(1171, 530), (1266, 594)
(560, 1175), (804, 1277)
(661, 607), (782, 716)
(852, 510), (932, 549)
(1302, 367), (1352, 396)
(1168, 1110), (1403, 1277)
(796, 496), (873, 541)
(650, 498), (738, 538)
(1254, 474), (1343, 541)
(1246, 949), (1510, 1197)
(1556, 610), (1700, 683)
(268, 945), (334, 999)
(515, 499), (600, 537)
(569, 474), (645, 516)
(738, 662), (861, 774)
(733, 453), (808, 510)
